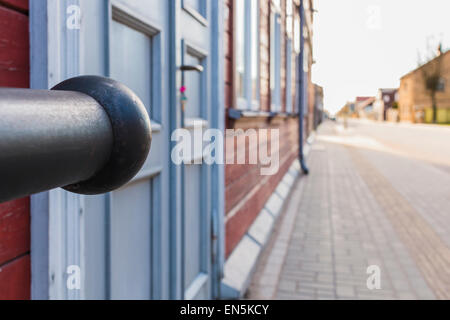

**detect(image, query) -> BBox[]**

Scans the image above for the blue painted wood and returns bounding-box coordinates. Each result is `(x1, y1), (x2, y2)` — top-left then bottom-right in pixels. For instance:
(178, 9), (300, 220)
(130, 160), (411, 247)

(210, 0), (225, 299)
(168, 0), (183, 300)
(110, 181), (152, 299)
(30, 0), (50, 300)
(30, 0), (224, 300)
(105, 0), (169, 300)
(179, 1), (213, 300)
(30, 0), (87, 300)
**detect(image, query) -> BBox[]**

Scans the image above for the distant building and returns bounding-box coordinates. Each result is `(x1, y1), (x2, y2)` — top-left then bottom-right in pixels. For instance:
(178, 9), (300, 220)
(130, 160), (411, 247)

(336, 100), (359, 118)
(373, 88), (398, 121)
(399, 50), (450, 123)
(313, 84), (324, 129)
(355, 96), (376, 119)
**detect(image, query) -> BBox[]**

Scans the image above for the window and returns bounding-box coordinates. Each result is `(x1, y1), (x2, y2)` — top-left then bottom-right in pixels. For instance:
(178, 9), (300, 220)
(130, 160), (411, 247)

(270, 8), (281, 111)
(303, 40), (309, 73)
(286, 0), (293, 38)
(437, 77), (446, 92)
(285, 1), (294, 113)
(236, 0), (260, 110)
(294, 14), (300, 53)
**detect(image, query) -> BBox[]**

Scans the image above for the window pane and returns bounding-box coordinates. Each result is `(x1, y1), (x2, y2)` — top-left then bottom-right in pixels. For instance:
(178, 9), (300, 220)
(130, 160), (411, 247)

(270, 13), (281, 110)
(286, 1), (293, 15)
(286, 1), (293, 37)
(250, 0), (259, 101)
(294, 16), (300, 53)
(184, 0), (201, 13)
(111, 20), (152, 113)
(236, 0), (245, 99)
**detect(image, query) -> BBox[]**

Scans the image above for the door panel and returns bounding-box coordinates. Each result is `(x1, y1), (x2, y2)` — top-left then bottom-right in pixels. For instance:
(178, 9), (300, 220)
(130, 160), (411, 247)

(110, 20), (152, 111)
(184, 164), (202, 287)
(110, 181), (152, 300)
(184, 54), (202, 119)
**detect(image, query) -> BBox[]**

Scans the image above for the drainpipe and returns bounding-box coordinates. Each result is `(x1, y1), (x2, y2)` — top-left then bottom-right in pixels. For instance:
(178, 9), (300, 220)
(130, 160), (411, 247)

(298, 0), (309, 175)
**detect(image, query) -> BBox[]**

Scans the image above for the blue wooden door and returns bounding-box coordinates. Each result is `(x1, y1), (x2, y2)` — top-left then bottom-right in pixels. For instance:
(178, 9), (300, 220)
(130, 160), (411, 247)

(30, 0), (222, 300)
(178, 0), (213, 300)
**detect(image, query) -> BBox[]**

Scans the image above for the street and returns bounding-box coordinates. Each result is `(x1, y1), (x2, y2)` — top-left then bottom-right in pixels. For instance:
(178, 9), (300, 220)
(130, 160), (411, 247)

(248, 120), (450, 300)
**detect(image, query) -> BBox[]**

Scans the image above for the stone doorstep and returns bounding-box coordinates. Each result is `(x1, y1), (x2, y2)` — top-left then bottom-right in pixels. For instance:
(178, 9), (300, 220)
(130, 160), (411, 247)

(220, 133), (316, 299)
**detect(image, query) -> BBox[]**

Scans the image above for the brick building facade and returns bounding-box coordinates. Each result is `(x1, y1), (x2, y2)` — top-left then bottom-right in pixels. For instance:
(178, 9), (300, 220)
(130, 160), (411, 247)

(221, 0), (315, 297)
(399, 50), (450, 124)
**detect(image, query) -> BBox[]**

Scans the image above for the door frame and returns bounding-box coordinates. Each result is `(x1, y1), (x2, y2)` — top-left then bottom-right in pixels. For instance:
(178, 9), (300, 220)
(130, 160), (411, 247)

(30, 0), (86, 300)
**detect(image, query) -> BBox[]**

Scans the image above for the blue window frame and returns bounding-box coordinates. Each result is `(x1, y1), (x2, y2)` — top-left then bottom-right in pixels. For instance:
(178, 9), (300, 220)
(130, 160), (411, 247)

(236, 0), (260, 110)
(182, 0), (208, 26)
(270, 2), (282, 111)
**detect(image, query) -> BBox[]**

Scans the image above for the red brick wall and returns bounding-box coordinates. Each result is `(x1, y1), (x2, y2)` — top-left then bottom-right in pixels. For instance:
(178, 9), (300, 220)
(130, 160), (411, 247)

(224, 117), (298, 257)
(224, 1), (299, 257)
(0, 0), (31, 300)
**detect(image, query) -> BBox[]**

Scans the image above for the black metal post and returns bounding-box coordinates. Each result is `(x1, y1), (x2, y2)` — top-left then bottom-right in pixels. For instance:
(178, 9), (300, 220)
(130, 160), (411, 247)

(298, 0), (309, 175)
(0, 76), (152, 203)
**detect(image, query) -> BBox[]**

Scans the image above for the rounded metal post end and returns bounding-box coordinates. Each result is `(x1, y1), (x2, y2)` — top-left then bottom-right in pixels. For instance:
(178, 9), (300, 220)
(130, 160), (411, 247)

(52, 76), (152, 195)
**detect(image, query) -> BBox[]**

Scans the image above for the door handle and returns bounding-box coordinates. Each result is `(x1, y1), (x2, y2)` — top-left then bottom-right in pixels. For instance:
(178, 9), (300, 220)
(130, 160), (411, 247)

(0, 76), (152, 203)
(179, 65), (204, 73)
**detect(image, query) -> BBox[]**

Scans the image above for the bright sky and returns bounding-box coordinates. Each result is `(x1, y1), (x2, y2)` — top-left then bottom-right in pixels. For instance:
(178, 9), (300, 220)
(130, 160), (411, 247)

(312, 0), (450, 114)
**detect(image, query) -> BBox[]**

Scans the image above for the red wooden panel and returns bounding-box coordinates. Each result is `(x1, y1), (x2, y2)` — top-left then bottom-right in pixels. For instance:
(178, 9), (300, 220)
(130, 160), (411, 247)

(0, 0), (28, 12)
(0, 198), (30, 265)
(0, 5), (29, 88)
(0, 255), (31, 300)
(0, 2), (31, 300)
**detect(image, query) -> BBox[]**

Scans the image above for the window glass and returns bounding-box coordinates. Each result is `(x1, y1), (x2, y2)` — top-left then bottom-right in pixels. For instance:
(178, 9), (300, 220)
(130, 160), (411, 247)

(294, 15), (300, 53)
(286, 0), (293, 37)
(236, 0), (260, 109)
(184, 0), (201, 12)
(251, 0), (259, 101)
(270, 12), (281, 110)
(236, 0), (245, 98)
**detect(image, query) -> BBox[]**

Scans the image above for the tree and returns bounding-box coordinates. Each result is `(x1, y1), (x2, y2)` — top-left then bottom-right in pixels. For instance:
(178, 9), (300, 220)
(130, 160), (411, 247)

(419, 44), (445, 124)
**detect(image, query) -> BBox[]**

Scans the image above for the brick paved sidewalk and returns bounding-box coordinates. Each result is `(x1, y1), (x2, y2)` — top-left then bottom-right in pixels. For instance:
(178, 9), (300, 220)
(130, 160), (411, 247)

(247, 122), (450, 300)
